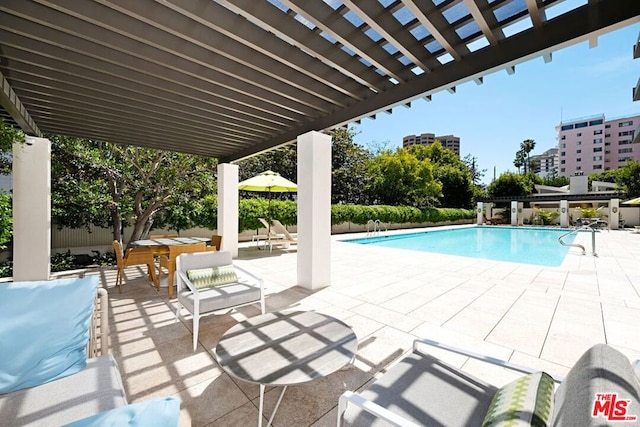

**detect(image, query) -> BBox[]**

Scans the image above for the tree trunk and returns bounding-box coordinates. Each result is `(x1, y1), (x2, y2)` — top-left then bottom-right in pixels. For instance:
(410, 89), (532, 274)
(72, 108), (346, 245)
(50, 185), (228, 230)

(108, 177), (122, 244)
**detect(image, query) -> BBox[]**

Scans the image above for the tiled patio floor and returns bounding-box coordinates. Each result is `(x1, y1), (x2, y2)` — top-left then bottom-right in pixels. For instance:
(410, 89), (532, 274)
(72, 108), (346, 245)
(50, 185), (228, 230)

(97, 226), (640, 426)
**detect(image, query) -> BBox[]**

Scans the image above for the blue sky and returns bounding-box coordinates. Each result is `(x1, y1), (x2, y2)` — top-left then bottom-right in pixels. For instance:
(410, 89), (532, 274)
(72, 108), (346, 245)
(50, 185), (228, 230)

(350, 21), (640, 184)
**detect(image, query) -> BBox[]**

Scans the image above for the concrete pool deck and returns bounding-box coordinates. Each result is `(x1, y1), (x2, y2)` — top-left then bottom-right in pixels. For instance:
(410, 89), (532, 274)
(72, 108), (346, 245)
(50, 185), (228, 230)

(102, 225), (640, 425)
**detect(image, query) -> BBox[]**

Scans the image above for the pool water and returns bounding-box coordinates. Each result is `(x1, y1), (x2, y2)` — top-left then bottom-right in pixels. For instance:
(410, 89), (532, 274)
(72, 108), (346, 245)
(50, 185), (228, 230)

(344, 226), (577, 266)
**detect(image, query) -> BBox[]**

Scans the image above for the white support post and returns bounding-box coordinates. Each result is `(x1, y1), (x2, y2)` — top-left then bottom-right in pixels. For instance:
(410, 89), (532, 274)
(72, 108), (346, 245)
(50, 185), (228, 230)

(217, 163), (239, 258)
(560, 200), (569, 228)
(511, 201), (518, 226)
(609, 198), (619, 230)
(13, 137), (51, 281)
(476, 202), (484, 224)
(517, 202), (524, 226)
(486, 203), (493, 222)
(297, 131), (331, 290)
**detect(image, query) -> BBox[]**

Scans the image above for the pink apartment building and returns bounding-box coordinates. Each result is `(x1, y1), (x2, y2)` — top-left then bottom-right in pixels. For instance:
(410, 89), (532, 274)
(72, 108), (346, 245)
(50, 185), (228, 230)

(557, 114), (639, 177)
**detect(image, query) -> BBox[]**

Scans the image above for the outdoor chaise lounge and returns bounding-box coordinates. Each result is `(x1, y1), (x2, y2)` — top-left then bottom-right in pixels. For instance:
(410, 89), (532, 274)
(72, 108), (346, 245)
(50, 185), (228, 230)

(267, 219), (298, 252)
(0, 276), (180, 426)
(338, 338), (640, 426)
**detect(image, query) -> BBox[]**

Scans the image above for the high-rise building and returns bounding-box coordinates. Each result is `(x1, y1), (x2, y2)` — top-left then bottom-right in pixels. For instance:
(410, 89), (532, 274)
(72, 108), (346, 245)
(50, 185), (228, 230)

(402, 133), (460, 156)
(556, 113), (640, 177)
(529, 147), (558, 177)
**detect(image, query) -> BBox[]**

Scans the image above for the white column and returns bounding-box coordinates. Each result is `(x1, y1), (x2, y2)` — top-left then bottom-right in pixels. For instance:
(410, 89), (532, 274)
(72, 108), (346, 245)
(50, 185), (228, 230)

(560, 200), (569, 228)
(510, 201), (518, 226)
(476, 202), (484, 224)
(13, 137), (51, 281)
(486, 203), (493, 222)
(217, 163), (239, 258)
(297, 131), (331, 290)
(609, 198), (619, 230)
(517, 202), (524, 226)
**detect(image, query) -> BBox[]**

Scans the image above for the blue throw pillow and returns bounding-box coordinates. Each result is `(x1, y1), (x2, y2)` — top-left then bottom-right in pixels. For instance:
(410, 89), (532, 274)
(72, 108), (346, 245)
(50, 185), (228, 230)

(65, 397), (181, 427)
(0, 276), (98, 394)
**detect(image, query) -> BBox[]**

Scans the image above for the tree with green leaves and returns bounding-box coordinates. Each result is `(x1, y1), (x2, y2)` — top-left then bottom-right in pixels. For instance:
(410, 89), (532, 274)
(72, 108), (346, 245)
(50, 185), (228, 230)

(514, 149), (525, 174)
(366, 148), (442, 207)
(0, 118), (26, 174)
(330, 128), (372, 204)
(487, 172), (541, 199)
(51, 135), (218, 246)
(520, 139), (536, 173)
(462, 154), (486, 185)
(615, 160), (640, 197)
(408, 142), (474, 208)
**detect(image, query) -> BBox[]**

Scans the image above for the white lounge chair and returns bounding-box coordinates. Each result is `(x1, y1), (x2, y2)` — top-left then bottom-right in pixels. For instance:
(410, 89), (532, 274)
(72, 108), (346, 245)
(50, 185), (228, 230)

(175, 251), (266, 351)
(267, 219), (298, 252)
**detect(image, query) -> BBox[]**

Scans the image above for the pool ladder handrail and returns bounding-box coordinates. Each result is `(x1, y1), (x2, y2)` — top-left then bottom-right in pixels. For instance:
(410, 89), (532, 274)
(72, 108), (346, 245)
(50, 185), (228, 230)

(366, 219), (387, 236)
(558, 221), (601, 257)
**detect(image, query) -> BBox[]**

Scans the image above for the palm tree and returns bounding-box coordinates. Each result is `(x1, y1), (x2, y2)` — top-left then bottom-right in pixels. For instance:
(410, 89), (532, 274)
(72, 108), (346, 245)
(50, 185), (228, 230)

(520, 139), (536, 174)
(514, 150), (525, 173)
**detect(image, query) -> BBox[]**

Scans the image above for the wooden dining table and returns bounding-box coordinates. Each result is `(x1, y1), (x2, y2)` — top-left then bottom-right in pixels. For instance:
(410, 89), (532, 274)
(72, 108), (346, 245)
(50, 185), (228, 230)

(130, 237), (211, 297)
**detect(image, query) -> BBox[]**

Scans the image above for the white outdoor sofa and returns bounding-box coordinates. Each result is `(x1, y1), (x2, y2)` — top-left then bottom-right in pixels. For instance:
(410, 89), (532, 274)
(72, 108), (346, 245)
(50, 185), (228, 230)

(338, 338), (640, 427)
(0, 276), (180, 426)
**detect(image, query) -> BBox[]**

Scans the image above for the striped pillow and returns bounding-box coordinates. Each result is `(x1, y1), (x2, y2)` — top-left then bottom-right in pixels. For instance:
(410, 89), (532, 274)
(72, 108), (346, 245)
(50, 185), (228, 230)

(482, 371), (554, 427)
(186, 265), (238, 289)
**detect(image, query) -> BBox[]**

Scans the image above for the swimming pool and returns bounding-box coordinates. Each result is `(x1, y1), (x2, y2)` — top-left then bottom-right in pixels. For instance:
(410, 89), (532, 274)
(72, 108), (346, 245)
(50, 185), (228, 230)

(343, 226), (577, 266)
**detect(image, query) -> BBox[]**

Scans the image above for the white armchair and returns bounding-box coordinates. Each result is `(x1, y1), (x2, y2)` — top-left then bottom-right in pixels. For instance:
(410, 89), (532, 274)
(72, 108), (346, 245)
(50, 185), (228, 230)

(175, 251), (266, 351)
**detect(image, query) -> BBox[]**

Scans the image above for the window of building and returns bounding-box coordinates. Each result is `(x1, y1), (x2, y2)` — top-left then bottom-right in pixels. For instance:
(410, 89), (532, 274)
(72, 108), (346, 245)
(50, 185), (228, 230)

(561, 135), (566, 140)
(619, 121), (633, 127)
(560, 160), (566, 164)
(561, 143), (566, 148)
(593, 129), (603, 135)
(605, 124), (611, 128)
(561, 124), (574, 131)
(593, 156), (602, 161)
(576, 166), (582, 170)
(560, 168), (565, 172)
(619, 139), (632, 145)
(593, 147), (602, 152)
(619, 157), (633, 162)
(576, 158), (582, 162)
(619, 148), (633, 154)
(576, 141), (582, 145)
(560, 151), (565, 156)
(575, 122), (588, 128)
(577, 132), (582, 137)
(576, 149), (582, 154)
(619, 131), (634, 136)
(593, 138), (602, 143)
(593, 165), (602, 170)
(589, 119), (604, 126)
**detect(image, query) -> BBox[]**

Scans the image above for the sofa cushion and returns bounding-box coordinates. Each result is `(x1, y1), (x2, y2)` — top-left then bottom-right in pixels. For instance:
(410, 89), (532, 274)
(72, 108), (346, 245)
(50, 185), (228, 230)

(66, 396), (180, 427)
(187, 265), (238, 289)
(0, 276), (98, 394)
(553, 344), (640, 427)
(179, 282), (261, 313)
(0, 355), (127, 427)
(482, 371), (554, 426)
(343, 351), (498, 426)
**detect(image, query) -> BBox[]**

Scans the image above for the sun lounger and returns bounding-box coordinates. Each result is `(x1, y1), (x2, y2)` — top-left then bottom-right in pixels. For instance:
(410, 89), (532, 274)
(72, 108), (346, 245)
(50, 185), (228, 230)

(267, 219), (298, 252)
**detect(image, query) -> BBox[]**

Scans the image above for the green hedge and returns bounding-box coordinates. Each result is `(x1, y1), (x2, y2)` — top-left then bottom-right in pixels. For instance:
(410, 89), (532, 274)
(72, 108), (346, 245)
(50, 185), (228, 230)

(235, 198), (474, 232)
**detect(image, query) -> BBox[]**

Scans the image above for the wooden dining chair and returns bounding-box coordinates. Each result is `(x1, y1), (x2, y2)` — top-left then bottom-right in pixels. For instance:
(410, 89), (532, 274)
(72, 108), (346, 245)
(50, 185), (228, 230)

(158, 242), (207, 298)
(112, 240), (157, 293)
(209, 235), (222, 251)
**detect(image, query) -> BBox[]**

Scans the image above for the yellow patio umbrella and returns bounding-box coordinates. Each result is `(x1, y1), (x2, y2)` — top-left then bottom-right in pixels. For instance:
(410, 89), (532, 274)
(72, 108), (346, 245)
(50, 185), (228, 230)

(622, 196), (640, 205)
(238, 170), (297, 221)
